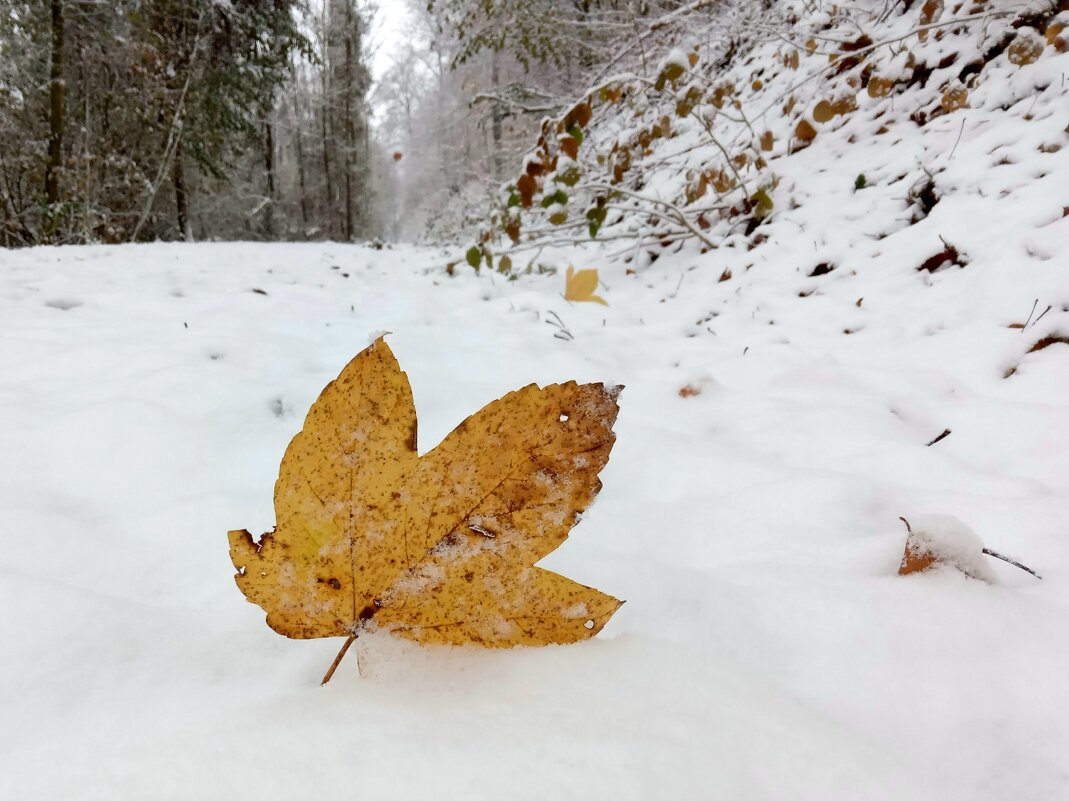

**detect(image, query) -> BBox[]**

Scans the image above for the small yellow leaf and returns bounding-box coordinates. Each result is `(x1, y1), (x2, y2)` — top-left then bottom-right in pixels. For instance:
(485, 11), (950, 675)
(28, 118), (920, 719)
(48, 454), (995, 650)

(565, 266), (609, 306)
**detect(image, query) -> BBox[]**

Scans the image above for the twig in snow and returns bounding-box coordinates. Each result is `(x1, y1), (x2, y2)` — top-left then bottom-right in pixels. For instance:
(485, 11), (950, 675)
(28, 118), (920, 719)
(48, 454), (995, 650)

(948, 119), (966, 160)
(546, 310), (574, 340)
(1031, 305), (1053, 328)
(926, 429), (952, 446)
(1021, 299), (1039, 331)
(981, 548), (1042, 580)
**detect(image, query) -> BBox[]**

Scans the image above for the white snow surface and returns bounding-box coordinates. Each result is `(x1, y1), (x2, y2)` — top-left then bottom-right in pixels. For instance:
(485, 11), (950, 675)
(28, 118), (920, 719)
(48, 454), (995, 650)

(0, 235), (1066, 800)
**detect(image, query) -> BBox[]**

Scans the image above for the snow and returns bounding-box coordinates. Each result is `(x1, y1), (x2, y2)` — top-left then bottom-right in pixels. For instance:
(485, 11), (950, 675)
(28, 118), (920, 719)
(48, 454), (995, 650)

(3, 3), (1069, 799)
(1, 232), (1066, 800)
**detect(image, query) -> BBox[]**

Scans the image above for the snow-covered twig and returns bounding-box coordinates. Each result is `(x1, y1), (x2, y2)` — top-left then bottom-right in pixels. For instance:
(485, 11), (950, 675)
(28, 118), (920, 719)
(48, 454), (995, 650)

(982, 549), (1043, 580)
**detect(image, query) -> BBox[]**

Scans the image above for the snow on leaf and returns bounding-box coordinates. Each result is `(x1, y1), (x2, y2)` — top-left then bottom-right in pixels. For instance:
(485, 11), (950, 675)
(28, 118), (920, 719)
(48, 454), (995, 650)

(228, 339), (622, 671)
(897, 515), (994, 582)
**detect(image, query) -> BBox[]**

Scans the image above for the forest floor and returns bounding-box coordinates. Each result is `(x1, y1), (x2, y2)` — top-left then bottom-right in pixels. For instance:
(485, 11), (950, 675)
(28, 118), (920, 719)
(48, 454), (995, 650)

(0, 232), (1067, 800)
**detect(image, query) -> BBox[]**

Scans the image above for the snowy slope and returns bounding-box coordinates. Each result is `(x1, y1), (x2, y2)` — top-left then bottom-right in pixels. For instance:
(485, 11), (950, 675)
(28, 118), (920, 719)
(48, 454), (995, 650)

(3, 3), (1069, 799)
(1, 232), (1066, 800)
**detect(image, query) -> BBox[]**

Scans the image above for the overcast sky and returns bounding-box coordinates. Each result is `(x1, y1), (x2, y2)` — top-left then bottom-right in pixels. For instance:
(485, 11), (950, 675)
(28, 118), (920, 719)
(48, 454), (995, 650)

(369, 1), (411, 83)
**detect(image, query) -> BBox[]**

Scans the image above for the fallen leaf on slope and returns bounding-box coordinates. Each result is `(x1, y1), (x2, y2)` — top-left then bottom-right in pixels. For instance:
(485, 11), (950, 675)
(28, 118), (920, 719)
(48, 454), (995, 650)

(897, 515), (993, 581)
(565, 266), (609, 305)
(1007, 29), (1045, 67)
(794, 119), (817, 144)
(229, 338), (623, 681)
(897, 516), (1042, 582)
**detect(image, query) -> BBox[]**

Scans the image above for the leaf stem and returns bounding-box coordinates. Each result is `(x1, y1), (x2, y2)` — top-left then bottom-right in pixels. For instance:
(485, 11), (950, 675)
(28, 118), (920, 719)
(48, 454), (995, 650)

(320, 633), (357, 686)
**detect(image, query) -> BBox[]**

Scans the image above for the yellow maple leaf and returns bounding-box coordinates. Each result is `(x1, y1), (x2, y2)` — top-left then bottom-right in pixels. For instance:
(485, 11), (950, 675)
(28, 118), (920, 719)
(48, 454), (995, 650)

(565, 266), (608, 305)
(228, 338), (623, 682)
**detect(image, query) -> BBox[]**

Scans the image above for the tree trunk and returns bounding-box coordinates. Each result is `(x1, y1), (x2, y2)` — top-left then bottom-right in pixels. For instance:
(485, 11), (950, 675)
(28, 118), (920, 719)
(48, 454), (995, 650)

(490, 51), (504, 180)
(343, 1), (355, 241)
(320, 27), (335, 240)
(173, 136), (192, 241)
(293, 89), (310, 228)
(263, 113), (276, 239)
(46, 0), (66, 212)
(319, 2), (336, 238)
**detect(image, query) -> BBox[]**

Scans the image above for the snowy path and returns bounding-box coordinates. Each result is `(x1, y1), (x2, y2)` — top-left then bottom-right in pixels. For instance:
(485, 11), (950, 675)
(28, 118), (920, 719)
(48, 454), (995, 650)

(1, 242), (1067, 800)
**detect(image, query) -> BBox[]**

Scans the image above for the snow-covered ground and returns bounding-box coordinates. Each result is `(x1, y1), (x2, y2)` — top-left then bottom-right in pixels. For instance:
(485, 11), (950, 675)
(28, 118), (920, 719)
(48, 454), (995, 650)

(0, 231), (1066, 800)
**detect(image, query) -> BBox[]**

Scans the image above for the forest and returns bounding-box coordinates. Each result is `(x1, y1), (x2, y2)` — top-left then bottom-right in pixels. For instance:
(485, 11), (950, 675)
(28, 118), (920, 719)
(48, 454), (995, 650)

(0, 0), (715, 247)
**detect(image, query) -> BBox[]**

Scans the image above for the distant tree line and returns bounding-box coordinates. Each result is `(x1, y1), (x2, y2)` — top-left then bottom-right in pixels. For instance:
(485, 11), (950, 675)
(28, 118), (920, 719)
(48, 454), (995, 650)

(373, 0), (694, 241)
(0, 0), (377, 246)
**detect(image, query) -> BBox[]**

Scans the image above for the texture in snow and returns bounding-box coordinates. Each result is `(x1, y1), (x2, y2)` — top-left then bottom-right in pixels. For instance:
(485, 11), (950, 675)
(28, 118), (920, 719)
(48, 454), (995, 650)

(0, 233), (1066, 800)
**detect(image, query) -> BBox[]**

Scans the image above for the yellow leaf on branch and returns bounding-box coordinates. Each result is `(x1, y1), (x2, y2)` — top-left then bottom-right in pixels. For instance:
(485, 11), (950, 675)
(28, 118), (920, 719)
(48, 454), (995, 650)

(228, 339), (623, 681)
(564, 266), (608, 305)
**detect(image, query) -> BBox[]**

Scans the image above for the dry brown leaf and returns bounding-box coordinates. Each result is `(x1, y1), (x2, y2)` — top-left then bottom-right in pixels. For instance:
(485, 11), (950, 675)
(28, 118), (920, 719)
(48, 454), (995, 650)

(813, 100), (836, 123)
(709, 168), (736, 194)
(569, 101), (593, 129)
(940, 83), (969, 112)
(565, 266), (609, 305)
(560, 135), (579, 161)
(1007, 30), (1044, 66)
(795, 119), (818, 142)
(229, 339), (622, 673)
(517, 173), (536, 208)
(867, 75), (895, 98)
(919, 0), (943, 42)
(833, 95), (858, 116)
